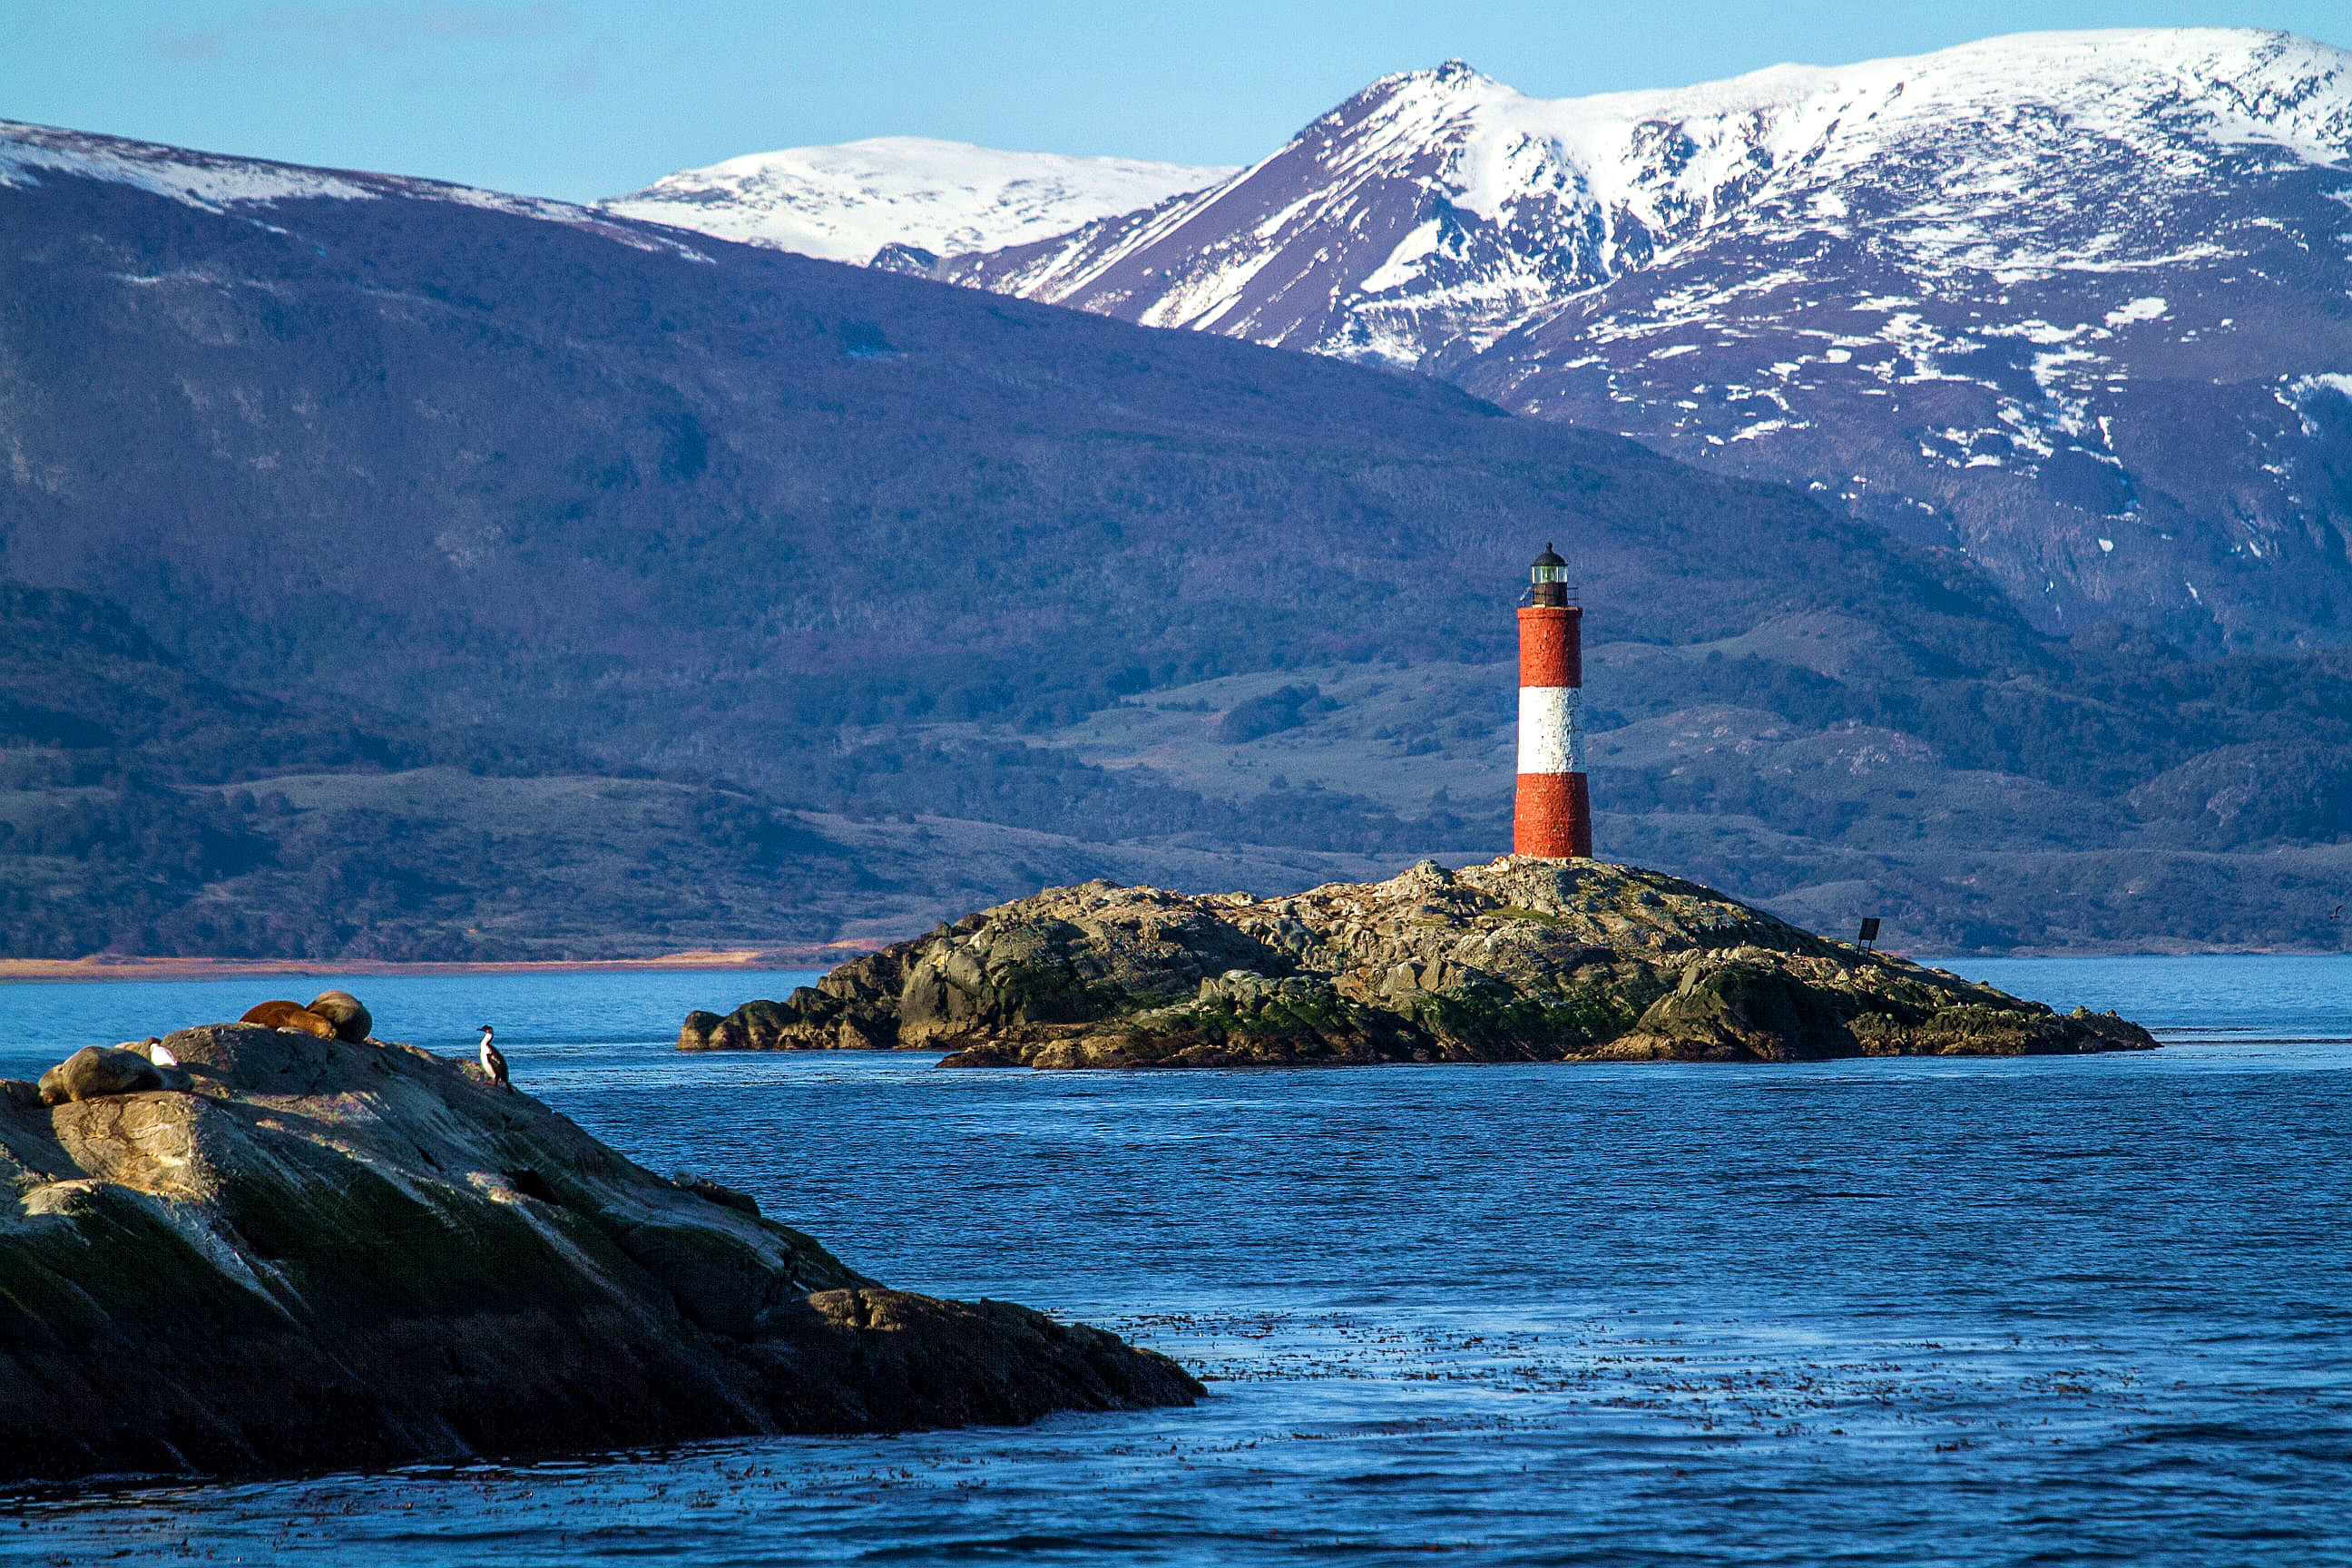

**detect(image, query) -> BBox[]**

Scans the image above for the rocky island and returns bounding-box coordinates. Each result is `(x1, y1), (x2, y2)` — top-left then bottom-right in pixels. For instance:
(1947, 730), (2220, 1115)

(682, 858), (2155, 1067)
(0, 1001), (1199, 1484)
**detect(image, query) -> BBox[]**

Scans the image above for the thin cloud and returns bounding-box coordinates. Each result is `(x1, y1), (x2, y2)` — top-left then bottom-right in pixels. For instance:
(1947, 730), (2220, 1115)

(154, 3), (574, 63)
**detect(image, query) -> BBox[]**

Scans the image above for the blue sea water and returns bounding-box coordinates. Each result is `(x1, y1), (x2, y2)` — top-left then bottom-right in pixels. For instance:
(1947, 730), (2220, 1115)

(0, 956), (2347, 1565)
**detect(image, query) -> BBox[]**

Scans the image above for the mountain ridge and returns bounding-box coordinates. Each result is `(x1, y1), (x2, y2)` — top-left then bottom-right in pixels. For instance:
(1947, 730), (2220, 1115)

(0, 113), (2347, 958)
(599, 136), (1232, 265)
(943, 30), (2352, 354)
(0, 116), (713, 261)
(905, 28), (2352, 649)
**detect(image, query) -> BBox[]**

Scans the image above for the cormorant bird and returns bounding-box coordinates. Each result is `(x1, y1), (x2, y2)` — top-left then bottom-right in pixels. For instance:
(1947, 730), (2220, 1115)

(477, 1024), (509, 1088)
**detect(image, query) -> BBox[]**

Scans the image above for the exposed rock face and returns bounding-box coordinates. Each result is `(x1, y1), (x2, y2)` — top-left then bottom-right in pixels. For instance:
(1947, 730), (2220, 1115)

(685, 858), (2155, 1068)
(0, 1021), (1199, 1483)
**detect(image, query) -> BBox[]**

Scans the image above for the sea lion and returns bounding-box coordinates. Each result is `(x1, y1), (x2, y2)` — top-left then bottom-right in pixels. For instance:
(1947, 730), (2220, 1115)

(305, 990), (373, 1044)
(240, 1000), (339, 1038)
(37, 1045), (164, 1106)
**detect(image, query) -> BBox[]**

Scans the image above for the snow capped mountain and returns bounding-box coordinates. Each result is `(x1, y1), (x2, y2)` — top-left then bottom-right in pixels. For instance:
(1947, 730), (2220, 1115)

(598, 138), (1234, 265)
(9, 29), (2350, 645)
(951, 31), (2352, 365)
(941, 30), (2352, 646)
(0, 119), (714, 260)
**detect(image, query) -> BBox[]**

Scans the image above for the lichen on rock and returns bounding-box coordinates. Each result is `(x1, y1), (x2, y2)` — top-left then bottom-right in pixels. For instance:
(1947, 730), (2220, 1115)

(683, 857), (2156, 1068)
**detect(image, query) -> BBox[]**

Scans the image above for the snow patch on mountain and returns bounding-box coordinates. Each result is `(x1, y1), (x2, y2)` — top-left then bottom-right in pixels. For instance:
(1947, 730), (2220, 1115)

(0, 120), (713, 261)
(599, 137), (1235, 264)
(2287, 372), (2352, 429)
(0, 120), (374, 208)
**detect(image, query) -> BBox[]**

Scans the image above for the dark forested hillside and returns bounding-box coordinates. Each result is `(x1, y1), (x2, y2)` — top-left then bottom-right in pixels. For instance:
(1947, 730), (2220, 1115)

(0, 576), (1399, 959)
(0, 128), (2346, 956)
(0, 154), (2030, 746)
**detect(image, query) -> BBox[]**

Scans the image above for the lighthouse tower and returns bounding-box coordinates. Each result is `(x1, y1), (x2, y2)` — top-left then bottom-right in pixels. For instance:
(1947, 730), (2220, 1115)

(1514, 544), (1591, 858)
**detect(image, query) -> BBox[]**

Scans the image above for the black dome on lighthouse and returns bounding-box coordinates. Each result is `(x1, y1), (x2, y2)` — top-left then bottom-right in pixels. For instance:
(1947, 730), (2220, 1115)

(1526, 543), (1573, 606)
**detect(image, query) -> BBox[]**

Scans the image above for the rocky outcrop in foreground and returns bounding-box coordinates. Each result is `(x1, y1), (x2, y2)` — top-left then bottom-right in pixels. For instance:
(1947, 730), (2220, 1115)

(683, 858), (2155, 1068)
(0, 1017), (1198, 1484)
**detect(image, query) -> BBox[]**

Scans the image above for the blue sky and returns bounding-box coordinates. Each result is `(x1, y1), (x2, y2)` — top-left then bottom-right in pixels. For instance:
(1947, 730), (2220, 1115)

(4, 1), (2346, 201)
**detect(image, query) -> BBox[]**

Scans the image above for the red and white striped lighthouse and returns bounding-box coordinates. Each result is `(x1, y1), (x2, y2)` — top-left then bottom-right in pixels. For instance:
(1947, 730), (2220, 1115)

(1514, 544), (1591, 859)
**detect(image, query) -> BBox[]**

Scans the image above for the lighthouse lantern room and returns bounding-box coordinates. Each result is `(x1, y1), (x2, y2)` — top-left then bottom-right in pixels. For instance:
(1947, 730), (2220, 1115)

(1513, 544), (1592, 858)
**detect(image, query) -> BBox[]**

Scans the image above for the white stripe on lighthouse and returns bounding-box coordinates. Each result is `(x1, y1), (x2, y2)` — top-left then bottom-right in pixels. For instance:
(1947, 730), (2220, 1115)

(1516, 686), (1583, 774)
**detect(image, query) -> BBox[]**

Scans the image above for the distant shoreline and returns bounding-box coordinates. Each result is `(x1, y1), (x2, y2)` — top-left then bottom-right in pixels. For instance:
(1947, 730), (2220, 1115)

(0, 948), (864, 985)
(4, 943), (2340, 986)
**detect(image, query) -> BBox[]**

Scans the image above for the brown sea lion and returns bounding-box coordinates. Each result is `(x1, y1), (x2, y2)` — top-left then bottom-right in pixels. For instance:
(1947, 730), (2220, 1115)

(305, 990), (373, 1043)
(240, 1000), (339, 1038)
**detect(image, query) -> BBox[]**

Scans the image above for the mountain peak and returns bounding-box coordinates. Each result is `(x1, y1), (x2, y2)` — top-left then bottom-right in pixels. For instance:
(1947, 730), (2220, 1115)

(1412, 59), (1489, 88)
(936, 24), (2352, 646)
(599, 138), (1234, 264)
(1343, 59), (1510, 120)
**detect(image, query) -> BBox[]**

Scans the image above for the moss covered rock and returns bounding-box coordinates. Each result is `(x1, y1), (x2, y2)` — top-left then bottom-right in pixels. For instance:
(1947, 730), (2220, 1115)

(683, 857), (2156, 1069)
(0, 1022), (1199, 1484)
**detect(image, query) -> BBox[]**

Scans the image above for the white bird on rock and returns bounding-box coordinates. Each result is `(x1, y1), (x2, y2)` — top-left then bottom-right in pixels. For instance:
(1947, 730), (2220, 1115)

(477, 1024), (509, 1088)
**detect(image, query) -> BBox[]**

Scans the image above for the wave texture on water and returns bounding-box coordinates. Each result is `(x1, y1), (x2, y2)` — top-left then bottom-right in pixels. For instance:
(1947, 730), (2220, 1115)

(1, 958), (2347, 1565)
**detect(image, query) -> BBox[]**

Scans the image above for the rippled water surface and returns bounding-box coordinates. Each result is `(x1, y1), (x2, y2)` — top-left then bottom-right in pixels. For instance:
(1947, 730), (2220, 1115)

(1, 957), (2347, 1565)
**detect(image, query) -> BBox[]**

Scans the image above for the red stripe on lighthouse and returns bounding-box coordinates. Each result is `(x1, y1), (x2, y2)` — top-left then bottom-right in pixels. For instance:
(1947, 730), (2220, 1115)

(1513, 773), (1590, 858)
(1514, 603), (1591, 859)
(1517, 614), (1581, 690)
